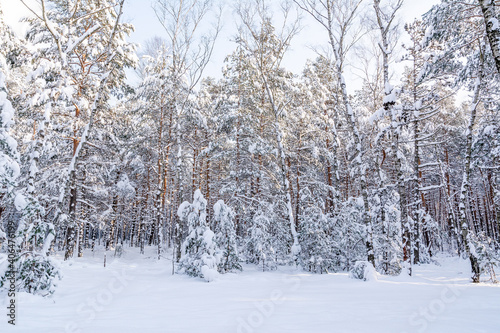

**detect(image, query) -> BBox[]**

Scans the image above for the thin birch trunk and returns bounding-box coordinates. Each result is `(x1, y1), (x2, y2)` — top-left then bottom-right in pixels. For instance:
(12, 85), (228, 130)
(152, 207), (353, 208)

(459, 44), (485, 283)
(373, 0), (410, 271)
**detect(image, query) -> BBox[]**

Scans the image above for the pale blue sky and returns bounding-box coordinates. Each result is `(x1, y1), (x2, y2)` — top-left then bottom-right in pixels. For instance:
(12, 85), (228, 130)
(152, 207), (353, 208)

(123, 0), (438, 78)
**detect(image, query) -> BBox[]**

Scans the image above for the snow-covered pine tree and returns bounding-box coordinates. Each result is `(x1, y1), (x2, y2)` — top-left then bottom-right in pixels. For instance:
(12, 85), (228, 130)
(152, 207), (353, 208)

(400, 19), (450, 264)
(369, 187), (402, 275)
(298, 187), (336, 273)
(136, 43), (181, 259)
(236, 1), (301, 262)
(0, 4), (20, 247)
(335, 197), (368, 271)
(213, 200), (241, 273)
(300, 57), (342, 217)
(0, 12), (61, 295)
(189, 78), (223, 230)
(151, 0), (221, 262)
(21, 0), (137, 260)
(218, 42), (257, 236)
(178, 189), (221, 281)
(0, 13), (19, 217)
(245, 203), (276, 271)
(422, 0), (500, 281)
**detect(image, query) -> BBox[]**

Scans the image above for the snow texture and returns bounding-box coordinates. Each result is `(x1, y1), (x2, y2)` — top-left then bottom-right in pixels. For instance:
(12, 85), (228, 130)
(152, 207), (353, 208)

(1, 250), (498, 332)
(14, 193), (27, 211)
(489, 18), (499, 31)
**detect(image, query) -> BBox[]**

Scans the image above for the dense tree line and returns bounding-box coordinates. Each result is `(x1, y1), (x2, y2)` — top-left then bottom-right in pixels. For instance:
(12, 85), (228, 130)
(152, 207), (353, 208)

(0, 0), (499, 292)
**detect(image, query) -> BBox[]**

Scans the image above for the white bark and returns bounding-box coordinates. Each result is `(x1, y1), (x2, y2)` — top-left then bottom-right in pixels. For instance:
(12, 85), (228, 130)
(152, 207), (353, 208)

(459, 44), (485, 283)
(373, 0), (412, 271)
(478, 0), (500, 74)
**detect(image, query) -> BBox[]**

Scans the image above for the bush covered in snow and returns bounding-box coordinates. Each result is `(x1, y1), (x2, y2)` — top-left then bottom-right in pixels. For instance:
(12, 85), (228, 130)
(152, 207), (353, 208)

(0, 253), (61, 296)
(349, 261), (378, 281)
(469, 234), (499, 283)
(0, 210), (61, 296)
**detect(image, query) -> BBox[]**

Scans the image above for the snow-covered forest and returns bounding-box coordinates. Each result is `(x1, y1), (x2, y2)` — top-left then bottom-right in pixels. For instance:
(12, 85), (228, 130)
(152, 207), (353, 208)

(0, 0), (500, 330)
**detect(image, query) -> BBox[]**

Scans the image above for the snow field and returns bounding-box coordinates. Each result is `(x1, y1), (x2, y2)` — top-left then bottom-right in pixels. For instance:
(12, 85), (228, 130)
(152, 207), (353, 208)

(1, 248), (499, 333)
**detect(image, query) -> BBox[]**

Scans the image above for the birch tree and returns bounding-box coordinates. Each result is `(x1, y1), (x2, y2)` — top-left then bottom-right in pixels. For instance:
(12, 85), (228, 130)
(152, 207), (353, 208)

(371, 0), (415, 272)
(478, 0), (500, 74)
(295, 0), (375, 267)
(458, 44), (485, 283)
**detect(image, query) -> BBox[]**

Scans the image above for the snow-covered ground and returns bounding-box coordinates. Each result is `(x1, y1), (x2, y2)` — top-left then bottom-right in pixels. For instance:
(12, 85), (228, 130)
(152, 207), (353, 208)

(1, 248), (499, 333)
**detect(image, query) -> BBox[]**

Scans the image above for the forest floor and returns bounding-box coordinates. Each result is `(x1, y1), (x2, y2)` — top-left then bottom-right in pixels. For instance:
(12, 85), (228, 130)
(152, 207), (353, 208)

(1, 247), (500, 333)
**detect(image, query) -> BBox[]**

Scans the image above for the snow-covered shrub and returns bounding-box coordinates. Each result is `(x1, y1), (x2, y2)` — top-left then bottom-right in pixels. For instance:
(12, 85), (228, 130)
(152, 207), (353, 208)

(1, 254), (61, 296)
(114, 243), (124, 258)
(181, 226), (220, 282)
(213, 200), (241, 273)
(269, 201), (295, 265)
(349, 261), (378, 281)
(178, 190), (221, 282)
(470, 234), (499, 283)
(0, 209), (61, 296)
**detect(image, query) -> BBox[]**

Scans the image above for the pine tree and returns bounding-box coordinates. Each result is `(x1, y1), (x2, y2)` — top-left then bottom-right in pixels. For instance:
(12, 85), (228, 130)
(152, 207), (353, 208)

(178, 189), (221, 281)
(213, 200), (241, 273)
(423, 0), (500, 282)
(0, 20), (19, 212)
(236, 1), (301, 262)
(0, 11), (61, 295)
(20, 0), (137, 260)
(298, 188), (336, 273)
(245, 203), (276, 271)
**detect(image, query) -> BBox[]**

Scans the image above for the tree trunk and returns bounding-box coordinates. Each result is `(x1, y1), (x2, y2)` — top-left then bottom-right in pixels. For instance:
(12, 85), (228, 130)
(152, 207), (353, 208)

(459, 44), (485, 283)
(64, 181), (78, 260)
(260, 76), (301, 258)
(372, 0), (407, 268)
(479, 0), (500, 74)
(331, 52), (374, 267)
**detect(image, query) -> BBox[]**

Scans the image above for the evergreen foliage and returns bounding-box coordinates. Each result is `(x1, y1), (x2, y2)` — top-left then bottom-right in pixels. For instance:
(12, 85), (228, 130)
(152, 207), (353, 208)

(213, 200), (241, 273)
(178, 190), (221, 281)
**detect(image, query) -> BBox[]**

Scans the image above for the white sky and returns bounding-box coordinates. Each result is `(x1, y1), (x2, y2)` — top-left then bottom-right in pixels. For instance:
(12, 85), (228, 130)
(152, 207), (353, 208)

(0, 0), (439, 91)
